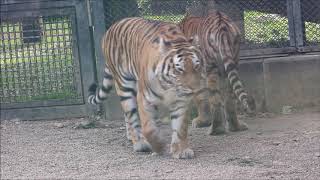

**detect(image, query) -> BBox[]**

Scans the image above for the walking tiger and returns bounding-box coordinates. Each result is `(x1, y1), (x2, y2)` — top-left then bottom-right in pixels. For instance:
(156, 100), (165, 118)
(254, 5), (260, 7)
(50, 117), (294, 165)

(87, 17), (224, 158)
(179, 11), (256, 134)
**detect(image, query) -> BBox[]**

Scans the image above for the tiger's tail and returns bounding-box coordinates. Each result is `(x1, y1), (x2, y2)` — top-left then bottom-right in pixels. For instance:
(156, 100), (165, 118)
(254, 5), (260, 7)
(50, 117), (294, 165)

(219, 32), (256, 115)
(88, 67), (113, 105)
(224, 59), (255, 115)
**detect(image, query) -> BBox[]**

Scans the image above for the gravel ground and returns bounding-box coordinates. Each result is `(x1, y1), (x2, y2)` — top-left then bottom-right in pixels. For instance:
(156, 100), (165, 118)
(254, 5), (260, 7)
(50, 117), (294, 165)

(1, 108), (320, 179)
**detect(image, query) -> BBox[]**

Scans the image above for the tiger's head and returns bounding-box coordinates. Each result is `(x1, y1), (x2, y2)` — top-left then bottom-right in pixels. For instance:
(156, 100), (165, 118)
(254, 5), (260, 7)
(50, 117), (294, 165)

(155, 37), (206, 97)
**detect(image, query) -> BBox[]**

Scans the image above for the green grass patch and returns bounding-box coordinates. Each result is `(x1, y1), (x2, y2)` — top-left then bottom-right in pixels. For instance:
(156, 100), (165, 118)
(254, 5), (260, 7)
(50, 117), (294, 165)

(143, 14), (184, 23)
(305, 22), (320, 44)
(244, 11), (289, 47)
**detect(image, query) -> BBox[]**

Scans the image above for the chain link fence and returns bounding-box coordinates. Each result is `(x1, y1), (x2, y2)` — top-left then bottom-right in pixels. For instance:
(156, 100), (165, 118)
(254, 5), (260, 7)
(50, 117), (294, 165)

(212, 0), (289, 49)
(102, 0), (319, 51)
(301, 0), (320, 46)
(0, 1), (84, 109)
(103, 0), (195, 27)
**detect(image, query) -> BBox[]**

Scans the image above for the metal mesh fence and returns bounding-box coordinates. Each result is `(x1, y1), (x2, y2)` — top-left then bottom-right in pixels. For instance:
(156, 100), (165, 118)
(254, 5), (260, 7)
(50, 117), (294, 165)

(102, 0), (293, 50)
(213, 0), (289, 49)
(0, 15), (83, 106)
(301, 0), (320, 46)
(103, 0), (195, 28)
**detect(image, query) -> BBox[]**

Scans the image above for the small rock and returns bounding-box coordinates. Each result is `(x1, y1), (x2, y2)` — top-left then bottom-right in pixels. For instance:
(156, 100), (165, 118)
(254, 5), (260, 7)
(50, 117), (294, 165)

(119, 127), (126, 130)
(54, 123), (64, 128)
(165, 170), (174, 173)
(258, 112), (275, 118)
(315, 152), (320, 157)
(151, 152), (160, 156)
(282, 106), (293, 115)
(130, 175), (139, 178)
(256, 132), (263, 135)
(272, 141), (281, 146)
(11, 118), (21, 122)
(80, 121), (90, 126)
(74, 121), (97, 129)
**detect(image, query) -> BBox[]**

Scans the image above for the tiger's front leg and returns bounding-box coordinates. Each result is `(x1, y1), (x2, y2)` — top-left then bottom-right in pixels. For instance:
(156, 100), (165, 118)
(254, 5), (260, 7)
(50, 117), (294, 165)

(114, 82), (152, 152)
(137, 92), (166, 154)
(170, 100), (194, 159)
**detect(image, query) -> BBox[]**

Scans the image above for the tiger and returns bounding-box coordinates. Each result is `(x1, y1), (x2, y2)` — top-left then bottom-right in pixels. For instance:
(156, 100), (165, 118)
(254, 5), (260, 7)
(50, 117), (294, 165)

(179, 10), (256, 135)
(87, 17), (224, 159)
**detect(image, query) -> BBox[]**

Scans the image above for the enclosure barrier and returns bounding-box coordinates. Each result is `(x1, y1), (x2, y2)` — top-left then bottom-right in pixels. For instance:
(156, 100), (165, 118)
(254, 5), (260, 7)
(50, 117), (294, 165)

(101, 0), (319, 56)
(1, 0), (96, 120)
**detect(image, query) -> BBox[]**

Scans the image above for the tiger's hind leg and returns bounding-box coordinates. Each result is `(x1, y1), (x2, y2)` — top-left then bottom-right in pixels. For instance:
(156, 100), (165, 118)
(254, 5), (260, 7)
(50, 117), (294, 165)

(207, 90), (226, 135)
(225, 83), (248, 132)
(170, 100), (194, 159)
(206, 72), (227, 135)
(115, 82), (152, 152)
(191, 96), (211, 128)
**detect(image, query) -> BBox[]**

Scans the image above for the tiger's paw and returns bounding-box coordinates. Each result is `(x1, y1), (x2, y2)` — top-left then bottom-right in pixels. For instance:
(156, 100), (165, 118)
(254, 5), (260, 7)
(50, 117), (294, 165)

(171, 148), (195, 159)
(133, 140), (152, 152)
(191, 117), (211, 128)
(207, 125), (226, 135)
(229, 121), (248, 132)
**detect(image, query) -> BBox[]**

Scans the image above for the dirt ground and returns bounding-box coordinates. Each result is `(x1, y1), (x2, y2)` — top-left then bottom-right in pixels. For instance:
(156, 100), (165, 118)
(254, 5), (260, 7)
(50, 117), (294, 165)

(1, 108), (320, 179)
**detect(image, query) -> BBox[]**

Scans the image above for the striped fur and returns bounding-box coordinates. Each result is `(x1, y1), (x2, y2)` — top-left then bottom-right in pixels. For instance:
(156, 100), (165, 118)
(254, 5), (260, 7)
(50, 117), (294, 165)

(88, 17), (212, 158)
(179, 11), (256, 133)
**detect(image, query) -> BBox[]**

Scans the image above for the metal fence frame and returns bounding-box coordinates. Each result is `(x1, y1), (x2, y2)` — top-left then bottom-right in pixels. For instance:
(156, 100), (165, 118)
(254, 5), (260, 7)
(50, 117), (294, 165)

(0, 0), (97, 120)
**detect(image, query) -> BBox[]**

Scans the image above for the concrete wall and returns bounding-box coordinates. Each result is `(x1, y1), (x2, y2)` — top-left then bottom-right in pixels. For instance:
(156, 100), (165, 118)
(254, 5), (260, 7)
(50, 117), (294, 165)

(239, 53), (320, 113)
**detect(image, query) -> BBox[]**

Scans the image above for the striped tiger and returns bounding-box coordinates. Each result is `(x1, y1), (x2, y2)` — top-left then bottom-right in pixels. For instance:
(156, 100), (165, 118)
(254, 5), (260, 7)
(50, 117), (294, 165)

(87, 17), (223, 158)
(179, 11), (256, 134)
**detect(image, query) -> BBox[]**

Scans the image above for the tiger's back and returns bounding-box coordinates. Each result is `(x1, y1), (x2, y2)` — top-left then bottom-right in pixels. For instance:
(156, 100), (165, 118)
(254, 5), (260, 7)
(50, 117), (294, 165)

(103, 18), (194, 83)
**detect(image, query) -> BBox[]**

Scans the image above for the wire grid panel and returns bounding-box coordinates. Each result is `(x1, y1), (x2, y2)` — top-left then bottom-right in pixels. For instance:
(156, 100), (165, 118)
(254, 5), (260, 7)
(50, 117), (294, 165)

(212, 0), (290, 50)
(301, 0), (320, 46)
(103, 0), (195, 28)
(0, 9), (83, 108)
(102, 0), (291, 50)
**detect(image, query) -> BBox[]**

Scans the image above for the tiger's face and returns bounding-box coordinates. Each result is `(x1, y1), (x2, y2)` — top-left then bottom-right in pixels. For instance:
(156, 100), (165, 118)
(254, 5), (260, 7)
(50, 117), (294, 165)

(172, 48), (206, 97)
(154, 37), (206, 97)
